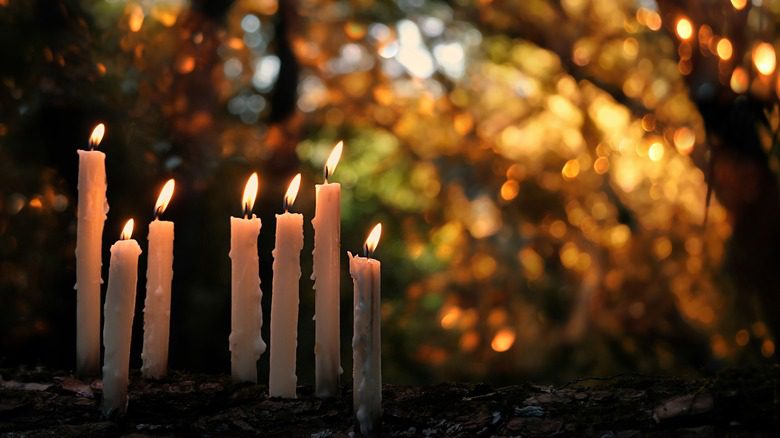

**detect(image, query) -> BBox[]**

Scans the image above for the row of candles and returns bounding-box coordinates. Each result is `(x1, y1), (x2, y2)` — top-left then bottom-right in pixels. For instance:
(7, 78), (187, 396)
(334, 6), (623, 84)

(75, 125), (381, 434)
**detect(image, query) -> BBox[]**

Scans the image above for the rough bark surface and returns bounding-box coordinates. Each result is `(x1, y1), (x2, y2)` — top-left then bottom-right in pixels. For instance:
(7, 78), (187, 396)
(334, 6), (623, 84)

(1, 367), (778, 437)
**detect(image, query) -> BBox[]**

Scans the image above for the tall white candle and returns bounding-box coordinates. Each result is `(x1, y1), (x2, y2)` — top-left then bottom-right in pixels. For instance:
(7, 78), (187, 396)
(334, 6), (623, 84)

(269, 174), (304, 398)
(141, 179), (175, 379)
(230, 172), (265, 383)
(75, 123), (108, 376)
(101, 219), (142, 417)
(312, 141), (343, 398)
(349, 223), (383, 437)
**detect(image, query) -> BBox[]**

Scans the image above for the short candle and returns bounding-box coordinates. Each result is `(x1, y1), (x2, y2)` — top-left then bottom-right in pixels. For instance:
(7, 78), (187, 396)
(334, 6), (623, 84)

(349, 223), (383, 436)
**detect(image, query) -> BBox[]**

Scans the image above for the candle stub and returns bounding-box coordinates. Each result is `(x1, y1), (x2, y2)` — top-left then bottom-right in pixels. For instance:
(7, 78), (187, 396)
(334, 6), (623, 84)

(349, 252), (382, 437)
(349, 223), (383, 436)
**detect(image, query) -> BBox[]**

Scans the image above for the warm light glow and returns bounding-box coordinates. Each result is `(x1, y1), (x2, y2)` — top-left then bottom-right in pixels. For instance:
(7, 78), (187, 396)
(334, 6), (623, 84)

(364, 223), (382, 256)
(440, 306), (461, 329)
(284, 173), (301, 210)
(242, 172), (259, 216)
(128, 4), (144, 32)
(120, 219), (134, 240)
(490, 328), (516, 352)
(753, 42), (776, 75)
(324, 140), (343, 180)
(675, 18), (693, 40)
(716, 38), (733, 60)
(673, 127), (696, 155)
(500, 179), (520, 201)
(731, 67), (749, 93)
(154, 179), (175, 217)
(561, 159), (580, 180)
(593, 156), (609, 174)
(89, 123), (105, 148)
(648, 142), (664, 162)
(731, 0), (747, 10)
(637, 8), (662, 31)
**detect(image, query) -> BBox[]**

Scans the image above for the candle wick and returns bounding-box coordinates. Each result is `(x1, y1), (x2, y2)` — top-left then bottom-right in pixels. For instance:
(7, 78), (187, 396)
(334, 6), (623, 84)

(324, 166), (329, 183)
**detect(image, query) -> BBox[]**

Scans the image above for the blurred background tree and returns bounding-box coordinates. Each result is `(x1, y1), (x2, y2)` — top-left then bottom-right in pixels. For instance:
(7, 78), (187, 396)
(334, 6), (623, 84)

(0, 0), (777, 384)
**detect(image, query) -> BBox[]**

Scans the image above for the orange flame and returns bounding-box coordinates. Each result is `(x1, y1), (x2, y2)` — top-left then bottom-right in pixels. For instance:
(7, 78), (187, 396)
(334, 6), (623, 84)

(154, 179), (175, 217)
(364, 223), (382, 256)
(324, 140), (343, 181)
(89, 123), (105, 149)
(120, 219), (134, 240)
(284, 173), (301, 211)
(242, 172), (259, 217)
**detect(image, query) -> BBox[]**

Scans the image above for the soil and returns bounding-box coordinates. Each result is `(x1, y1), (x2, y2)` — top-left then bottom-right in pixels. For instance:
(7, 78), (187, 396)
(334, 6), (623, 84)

(1, 366), (778, 437)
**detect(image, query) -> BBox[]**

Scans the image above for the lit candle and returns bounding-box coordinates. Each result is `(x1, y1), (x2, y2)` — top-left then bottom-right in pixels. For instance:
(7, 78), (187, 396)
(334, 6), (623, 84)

(101, 219), (142, 417)
(141, 179), (175, 379)
(230, 172), (265, 383)
(76, 123), (108, 377)
(269, 174), (304, 398)
(349, 223), (383, 437)
(312, 141), (343, 397)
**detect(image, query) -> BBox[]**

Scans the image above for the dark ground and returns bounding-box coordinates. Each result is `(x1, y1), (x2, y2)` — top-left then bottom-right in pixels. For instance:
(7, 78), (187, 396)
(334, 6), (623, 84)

(0, 366), (778, 437)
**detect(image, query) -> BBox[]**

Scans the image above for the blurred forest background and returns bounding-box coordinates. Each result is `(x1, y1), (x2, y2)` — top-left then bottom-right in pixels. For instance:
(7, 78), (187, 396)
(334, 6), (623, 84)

(1, 0), (779, 385)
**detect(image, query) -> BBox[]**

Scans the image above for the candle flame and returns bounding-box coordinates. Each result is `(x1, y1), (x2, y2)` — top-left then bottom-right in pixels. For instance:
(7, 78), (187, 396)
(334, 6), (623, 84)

(120, 219), (134, 240)
(154, 179), (175, 217)
(242, 172), (259, 217)
(364, 223), (382, 256)
(324, 140), (343, 181)
(284, 173), (302, 211)
(89, 123), (105, 149)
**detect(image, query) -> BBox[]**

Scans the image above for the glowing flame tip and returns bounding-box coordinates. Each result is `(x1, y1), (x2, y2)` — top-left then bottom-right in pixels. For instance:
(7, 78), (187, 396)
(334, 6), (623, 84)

(120, 219), (134, 240)
(154, 179), (175, 217)
(242, 172), (259, 217)
(284, 173), (302, 211)
(89, 123), (106, 148)
(324, 140), (343, 180)
(364, 223), (382, 256)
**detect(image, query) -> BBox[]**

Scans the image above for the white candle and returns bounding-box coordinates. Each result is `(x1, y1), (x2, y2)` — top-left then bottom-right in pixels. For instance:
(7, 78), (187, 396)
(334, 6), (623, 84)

(349, 223), (383, 437)
(75, 123), (108, 376)
(269, 174), (304, 398)
(229, 172), (265, 383)
(101, 219), (142, 417)
(312, 141), (343, 398)
(141, 179), (175, 379)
